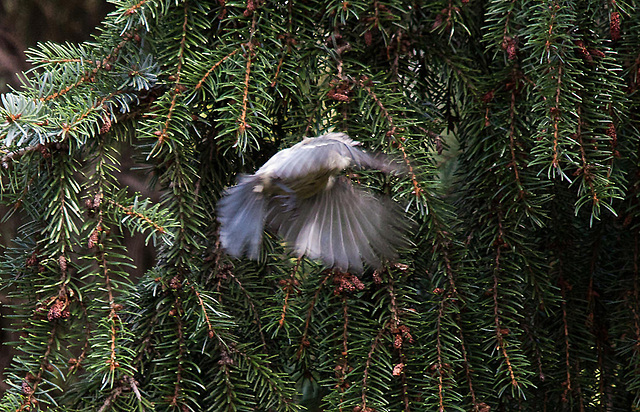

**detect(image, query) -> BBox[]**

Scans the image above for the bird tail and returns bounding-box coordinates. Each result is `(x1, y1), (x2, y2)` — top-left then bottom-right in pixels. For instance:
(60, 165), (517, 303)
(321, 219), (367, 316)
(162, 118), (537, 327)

(217, 175), (267, 259)
(268, 177), (410, 273)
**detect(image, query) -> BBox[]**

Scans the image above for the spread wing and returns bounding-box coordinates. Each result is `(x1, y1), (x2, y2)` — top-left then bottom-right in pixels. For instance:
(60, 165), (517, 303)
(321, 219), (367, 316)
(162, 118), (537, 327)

(217, 174), (267, 259)
(267, 177), (411, 272)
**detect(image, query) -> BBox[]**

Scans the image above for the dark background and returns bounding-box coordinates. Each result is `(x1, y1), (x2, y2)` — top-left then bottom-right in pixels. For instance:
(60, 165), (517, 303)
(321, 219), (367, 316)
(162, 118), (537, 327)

(0, 0), (157, 392)
(0, 0), (113, 92)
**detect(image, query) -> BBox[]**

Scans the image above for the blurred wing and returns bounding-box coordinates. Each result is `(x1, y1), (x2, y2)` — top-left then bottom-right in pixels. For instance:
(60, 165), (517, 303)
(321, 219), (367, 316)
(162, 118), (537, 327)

(217, 174), (267, 259)
(267, 177), (411, 272)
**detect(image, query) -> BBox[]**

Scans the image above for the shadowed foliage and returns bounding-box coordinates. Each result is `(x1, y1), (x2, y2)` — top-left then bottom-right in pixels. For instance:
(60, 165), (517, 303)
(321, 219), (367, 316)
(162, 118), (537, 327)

(0, 0), (640, 411)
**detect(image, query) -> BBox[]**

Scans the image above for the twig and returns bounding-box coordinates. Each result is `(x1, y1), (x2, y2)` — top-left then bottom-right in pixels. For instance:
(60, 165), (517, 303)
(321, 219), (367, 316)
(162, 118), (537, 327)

(195, 49), (240, 90)
(279, 258), (301, 328)
(358, 77), (422, 198)
(106, 199), (167, 234)
(157, 3), (189, 144)
(296, 272), (332, 358)
(40, 29), (140, 102)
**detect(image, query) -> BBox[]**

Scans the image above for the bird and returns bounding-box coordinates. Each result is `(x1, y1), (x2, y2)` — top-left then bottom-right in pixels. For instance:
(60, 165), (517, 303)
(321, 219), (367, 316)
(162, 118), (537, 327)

(216, 132), (411, 273)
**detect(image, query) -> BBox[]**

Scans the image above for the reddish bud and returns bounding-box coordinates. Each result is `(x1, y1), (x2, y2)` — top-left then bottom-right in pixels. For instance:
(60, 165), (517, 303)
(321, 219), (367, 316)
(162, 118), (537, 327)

(22, 381), (33, 395)
(58, 255), (67, 272)
(611, 11), (621, 41)
(364, 30), (373, 46)
(481, 90), (495, 103)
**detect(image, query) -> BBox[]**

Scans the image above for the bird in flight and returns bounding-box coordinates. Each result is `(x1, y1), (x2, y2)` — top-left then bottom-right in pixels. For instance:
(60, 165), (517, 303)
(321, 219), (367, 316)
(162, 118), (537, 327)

(217, 132), (411, 273)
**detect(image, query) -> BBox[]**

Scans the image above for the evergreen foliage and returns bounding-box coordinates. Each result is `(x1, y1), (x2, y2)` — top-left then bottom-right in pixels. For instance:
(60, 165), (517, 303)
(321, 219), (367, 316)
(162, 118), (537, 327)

(0, 0), (639, 410)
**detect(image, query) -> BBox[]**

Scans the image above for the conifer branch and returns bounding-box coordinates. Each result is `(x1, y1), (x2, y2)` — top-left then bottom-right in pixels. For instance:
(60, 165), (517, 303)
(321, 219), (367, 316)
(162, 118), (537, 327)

(361, 327), (385, 410)
(574, 107), (597, 204)
(457, 314), (480, 411)
(550, 64), (563, 170)
(508, 74), (525, 197)
(386, 276), (410, 411)
(69, 302), (91, 374)
(234, 349), (297, 410)
(336, 295), (350, 402)
(436, 298), (447, 410)
(270, 0), (295, 87)
(125, 0), (149, 15)
(41, 72), (94, 103)
(170, 297), (186, 407)
(17, 324), (57, 411)
(105, 199), (167, 234)
(225, 270), (266, 347)
(555, 263), (573, 401)
(278, 258), (301, 328)
(236, 18), (257, 139)
(218, 356), (238, 408)
(388, 29), (402, 81)
(96, 375), (141, 412)
(186, 280), (215, 340)
(573, 359), (586, 409)
(492, 246), (519, 389)
(430, 49), (478, 93)
(37, 58), (92, 65)
(296, 272), (332, 358)
(73, 91), (124, 127)
(102, 244), (121, 373)
(2, 144), (42, 168)
(357, 77), (421, 197)
(97, 385), (124, 412)
(157, 3), (189, 145)
(271, 54), (287, 88)
(39, 29), (140, 102)
(195, 49), (240, 90)
(1, 0), (638, 409)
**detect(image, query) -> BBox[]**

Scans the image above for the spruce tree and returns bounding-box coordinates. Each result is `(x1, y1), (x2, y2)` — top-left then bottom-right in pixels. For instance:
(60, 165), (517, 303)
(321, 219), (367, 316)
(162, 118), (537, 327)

(0, 0), (639, 410)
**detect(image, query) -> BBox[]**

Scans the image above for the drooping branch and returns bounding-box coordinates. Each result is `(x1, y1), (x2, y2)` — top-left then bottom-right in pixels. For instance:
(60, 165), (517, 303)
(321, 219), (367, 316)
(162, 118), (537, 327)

(157, 3), (189, 144)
